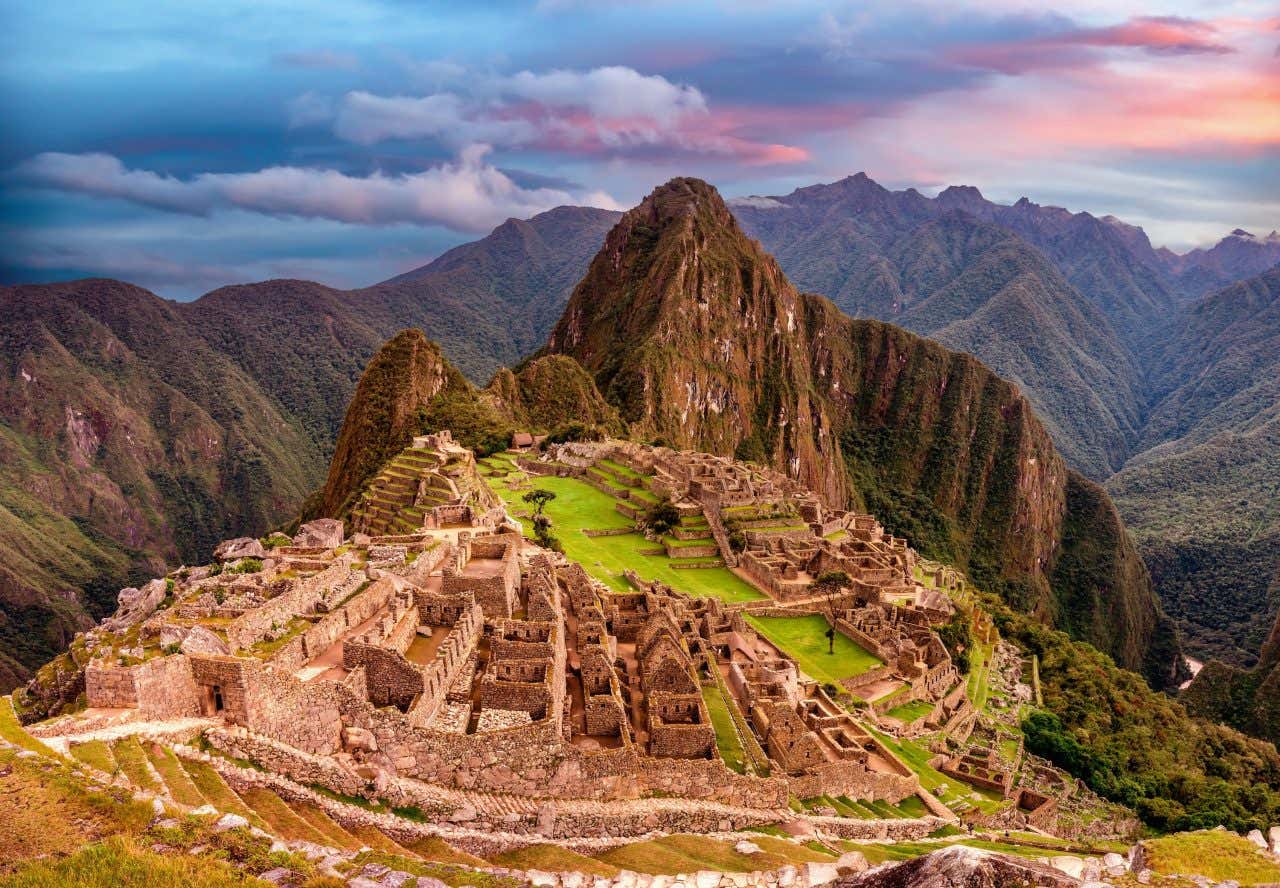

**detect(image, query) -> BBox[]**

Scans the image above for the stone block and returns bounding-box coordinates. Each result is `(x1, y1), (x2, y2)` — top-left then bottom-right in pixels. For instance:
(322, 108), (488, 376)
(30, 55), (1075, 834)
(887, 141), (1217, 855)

(1246, 828), (1267, 849)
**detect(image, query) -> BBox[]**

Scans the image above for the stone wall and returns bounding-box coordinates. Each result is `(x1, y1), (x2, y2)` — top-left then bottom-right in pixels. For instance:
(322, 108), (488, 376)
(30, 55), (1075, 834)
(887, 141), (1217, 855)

(85, 654), (201, 718)
(225, 557), (358, 651)
(787, 761), (918, 803)
(85, 664), (140, 709)
(345, 643), (423, 710)
(190, 655), (256, 722)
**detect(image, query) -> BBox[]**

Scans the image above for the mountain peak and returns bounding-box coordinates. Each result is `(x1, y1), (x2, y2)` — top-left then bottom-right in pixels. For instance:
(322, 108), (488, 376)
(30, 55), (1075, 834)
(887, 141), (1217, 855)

(632, 176), (736, 228)
(1230, 228), (1254, 238)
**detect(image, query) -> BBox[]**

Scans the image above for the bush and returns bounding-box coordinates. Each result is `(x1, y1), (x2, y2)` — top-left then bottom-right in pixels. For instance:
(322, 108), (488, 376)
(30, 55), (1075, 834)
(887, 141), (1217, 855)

(645, 498), (680, 536)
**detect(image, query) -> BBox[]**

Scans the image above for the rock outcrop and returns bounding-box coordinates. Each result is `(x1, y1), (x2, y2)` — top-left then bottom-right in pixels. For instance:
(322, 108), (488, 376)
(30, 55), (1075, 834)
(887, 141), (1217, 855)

(835, 845), (1078, 888)
(546, 177), (1181, 686)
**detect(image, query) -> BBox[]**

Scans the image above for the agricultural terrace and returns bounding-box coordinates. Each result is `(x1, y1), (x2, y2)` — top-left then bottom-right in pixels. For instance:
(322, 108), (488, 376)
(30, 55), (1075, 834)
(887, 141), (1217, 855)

(479, 455), (763, 604)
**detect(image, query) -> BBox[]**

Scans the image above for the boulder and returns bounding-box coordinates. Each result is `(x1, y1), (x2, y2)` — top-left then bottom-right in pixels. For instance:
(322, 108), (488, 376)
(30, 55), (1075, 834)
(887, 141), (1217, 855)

(838, 845), (1079, 888)
(104, 578), (168, 630)
(734, 840), (762, 855)
(180, 625), (230, 656)
(190, 804), (218, 817)
(214, 537), (266, 561)
(1270, 825), (1280, 853)
(212, 812), (249, 832)
(1047, 856), (1085, 879)
(295, 519), (343, 548)
(803, 862), (840, 886)
(1102, 851), (1129, 876)
(258, 869), (302, 888)
(1246, 829), (1267, 849)
(834, 850), (868, 874)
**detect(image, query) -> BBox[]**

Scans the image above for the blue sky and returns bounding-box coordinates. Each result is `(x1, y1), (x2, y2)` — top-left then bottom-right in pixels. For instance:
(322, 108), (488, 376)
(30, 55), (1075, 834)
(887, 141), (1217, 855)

(2, 0), (1277, 298)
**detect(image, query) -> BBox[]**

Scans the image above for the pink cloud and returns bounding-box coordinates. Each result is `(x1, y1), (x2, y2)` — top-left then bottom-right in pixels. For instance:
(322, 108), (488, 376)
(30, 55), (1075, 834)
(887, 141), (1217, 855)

(949, 15), (1237, 75)
(1064, 16), (1233, 54)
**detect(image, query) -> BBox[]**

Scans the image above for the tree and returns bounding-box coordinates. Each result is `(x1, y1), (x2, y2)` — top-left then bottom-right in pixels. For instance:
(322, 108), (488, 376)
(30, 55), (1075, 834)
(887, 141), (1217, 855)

(646, 498), (680, 536)
(522, 488), (556, 516)
(811, 570), (852, 654)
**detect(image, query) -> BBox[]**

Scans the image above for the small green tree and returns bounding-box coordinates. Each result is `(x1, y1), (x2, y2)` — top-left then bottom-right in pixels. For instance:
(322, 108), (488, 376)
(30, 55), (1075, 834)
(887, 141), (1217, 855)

(646, 498), (680, 536)
(811, 570), (852, 654)
(522, 488), (556, 516)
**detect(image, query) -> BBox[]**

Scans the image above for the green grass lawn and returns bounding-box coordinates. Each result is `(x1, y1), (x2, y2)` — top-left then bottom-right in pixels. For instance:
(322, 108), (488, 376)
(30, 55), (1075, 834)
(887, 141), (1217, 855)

(886, 700), (934, 722)
(486, 470), (763, 603)
(489, 844), (621, 877)
(1144, 831), (1280, 885)
(111, 738), (160, 792)
(744, 614), (882, 685)
(69, 740), (115, 774)
(701, 684), (747, 774)
(865, 726), (1005, 814)
(144, 745), (207, 808)
(593, 834), (831, 875)
(0, 696), (57, 757)
(967, 640), (994, 711)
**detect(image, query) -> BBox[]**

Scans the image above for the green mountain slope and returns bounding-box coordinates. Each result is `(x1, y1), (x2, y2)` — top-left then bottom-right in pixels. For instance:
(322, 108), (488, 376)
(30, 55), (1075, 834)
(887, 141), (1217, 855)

(731, 179), (1147, 480)
(547, 177), (1181, 687)
(0, 280), (324, 687)
(1107, 268), (1280, 665)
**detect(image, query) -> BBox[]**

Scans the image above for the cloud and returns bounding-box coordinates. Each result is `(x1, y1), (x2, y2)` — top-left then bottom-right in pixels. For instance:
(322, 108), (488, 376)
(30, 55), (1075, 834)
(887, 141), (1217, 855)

(287, 91), (336, 129)
(323, 64), (805, 163)
(12, 145), (622, 233)
(333, 92), (536, 147)
(948, 15), (1236, 74)
(1064, 16), (1234, 55)
(500, 66), (707, 125)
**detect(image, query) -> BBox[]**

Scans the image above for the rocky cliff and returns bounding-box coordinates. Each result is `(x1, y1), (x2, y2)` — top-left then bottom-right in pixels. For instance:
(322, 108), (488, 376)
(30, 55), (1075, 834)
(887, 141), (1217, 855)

(548, 178), (1181, 687)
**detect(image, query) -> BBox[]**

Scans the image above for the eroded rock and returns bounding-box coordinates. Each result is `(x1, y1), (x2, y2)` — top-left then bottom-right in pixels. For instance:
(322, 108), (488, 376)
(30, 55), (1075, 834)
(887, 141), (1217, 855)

(214, 537), (267, 561)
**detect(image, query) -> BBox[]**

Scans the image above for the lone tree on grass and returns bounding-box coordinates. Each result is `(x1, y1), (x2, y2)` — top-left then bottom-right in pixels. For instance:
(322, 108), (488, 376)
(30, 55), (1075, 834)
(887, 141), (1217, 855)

(811, 570), (852, 654)
(646, 498), (680, 537)
(522, 488), (556, 516)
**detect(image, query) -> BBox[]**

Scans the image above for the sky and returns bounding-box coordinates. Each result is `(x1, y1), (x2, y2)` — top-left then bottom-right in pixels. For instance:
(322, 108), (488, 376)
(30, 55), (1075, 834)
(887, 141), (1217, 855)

(1, 0), (1277, 299)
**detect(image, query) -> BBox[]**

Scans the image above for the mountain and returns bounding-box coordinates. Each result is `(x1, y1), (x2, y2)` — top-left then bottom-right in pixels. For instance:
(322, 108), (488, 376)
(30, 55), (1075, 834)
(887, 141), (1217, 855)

(1106, 267), (1280, 664)
(484, 354), (623, 434)
(729, 177), (1150, 479)
(0, 209), (620, 691)
(1165, 229), (1280, 295)
(546, 177), (1181, 687)
(312, 330), (616, 521)
(360, 205), (621, 384)
(726, 175), (1279, 667)
(1181, 607), (1280, 747)
(0, 279), (325, 686)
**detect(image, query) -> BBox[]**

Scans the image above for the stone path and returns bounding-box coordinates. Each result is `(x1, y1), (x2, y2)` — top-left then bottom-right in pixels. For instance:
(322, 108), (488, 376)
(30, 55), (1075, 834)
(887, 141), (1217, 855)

(36, 716), (218, 754)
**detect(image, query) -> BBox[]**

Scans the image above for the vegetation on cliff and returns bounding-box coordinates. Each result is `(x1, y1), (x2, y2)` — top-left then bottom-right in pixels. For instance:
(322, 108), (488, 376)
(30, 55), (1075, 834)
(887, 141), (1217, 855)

(0, 281), (323, 691)
(313, 331), (616, 521)
(989, 595), (1280, 833)
(548, 177), (1180, 687)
